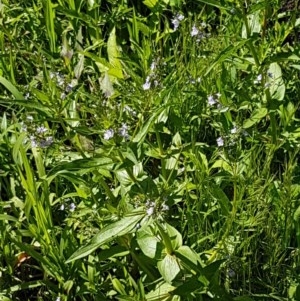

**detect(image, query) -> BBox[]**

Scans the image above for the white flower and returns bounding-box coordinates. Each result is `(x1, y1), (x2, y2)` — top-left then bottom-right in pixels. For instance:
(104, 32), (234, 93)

(104, 129), (114, 140)
(162, 204), (169, 211)
(118, 123), (129, 139)
(191, 25), (199, 37)
(171, 14), (184, 31)
(142, 76), (151, 90)
(36, 125), (47, 134)
(30, 136), (38, 148)
(26, 115), (33, 122)
(60, 204), (65, 211)
(146, 206), (155, 216)
(217, 137), (224, 147)
(230, 126), (237, 134)
(69, 203), (76, 212)
(177, 14), (184, 21)
(150, 60), (157, 71)
(208, 95), (217, 106)
(254, 74), (262, 84)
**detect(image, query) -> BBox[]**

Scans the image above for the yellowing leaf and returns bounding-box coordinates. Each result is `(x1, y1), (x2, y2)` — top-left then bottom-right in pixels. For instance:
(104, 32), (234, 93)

(107, 27), (123, 79)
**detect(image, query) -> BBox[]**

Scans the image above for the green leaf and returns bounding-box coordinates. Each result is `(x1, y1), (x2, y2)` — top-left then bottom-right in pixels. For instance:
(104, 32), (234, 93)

(242, 12), (261, 38)
(49, 157), (113, 176)
(267, 63), (285, 100)
(137, 227), (161, 259)
(145, 282), (175, 301)
(204, 40), (249, 76)
(143, 0), (158, 9)
(0, 76), (24, 99)
(165, 223), (182, 251)
(158, 254), (181, 283)
(66, 210), (144, 263)
(107, 27), (123, 79)
(242, 107), (268, 129)
(0, 214), (18, 222)
(74, 54), (85, 79)
(210, 183), (231, 216)
(100, 71), (114, 98)
(196, 0), (230, 10)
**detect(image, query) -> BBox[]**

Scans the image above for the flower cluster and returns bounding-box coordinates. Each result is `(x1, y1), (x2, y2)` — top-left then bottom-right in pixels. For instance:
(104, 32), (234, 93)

(190, 22), (210, 42)
(21, 116), (54, 148)
(207, 93), (221, 106)
(50, 71), (78, 100)
(145, 200), (169, 218)
(216, 125), (240, 148)
(103, 123), (129, 141)
(171, 13), (184, 31)
(142, 57), (164, 91)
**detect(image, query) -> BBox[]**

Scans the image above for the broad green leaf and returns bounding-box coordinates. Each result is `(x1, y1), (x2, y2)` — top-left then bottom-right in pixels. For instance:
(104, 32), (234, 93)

(242, 107), (268, 129)
(242, 12), (261, 38)
(158, 254), (180, 283)
(107, 27), (123, 79)
(66, 210), (144, 262)
(267, 63), (285, 100)
(137, 227), (161, 258)
(175, 246), (202, 267)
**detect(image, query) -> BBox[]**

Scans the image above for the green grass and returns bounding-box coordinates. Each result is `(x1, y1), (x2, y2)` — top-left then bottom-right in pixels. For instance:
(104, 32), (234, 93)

(1, 0), (300, 300)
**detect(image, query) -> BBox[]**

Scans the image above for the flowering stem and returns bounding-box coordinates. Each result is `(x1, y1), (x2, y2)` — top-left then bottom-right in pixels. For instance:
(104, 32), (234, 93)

(155, 130), (167, 180)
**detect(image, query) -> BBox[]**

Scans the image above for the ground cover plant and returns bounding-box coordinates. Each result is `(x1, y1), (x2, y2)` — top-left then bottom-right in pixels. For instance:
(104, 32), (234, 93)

(0, 0), (300, 300)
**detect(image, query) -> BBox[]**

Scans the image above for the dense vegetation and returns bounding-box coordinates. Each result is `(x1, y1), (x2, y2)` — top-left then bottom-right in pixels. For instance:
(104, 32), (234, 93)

(0, 0), (300, 300)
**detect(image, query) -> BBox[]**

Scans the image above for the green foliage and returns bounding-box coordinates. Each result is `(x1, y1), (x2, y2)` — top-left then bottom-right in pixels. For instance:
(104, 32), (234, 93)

(1, 0), (300, 300)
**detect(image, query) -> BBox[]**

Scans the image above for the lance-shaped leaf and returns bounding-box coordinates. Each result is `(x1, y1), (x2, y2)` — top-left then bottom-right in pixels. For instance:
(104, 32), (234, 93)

(66, 210), (144, 263)
(107, 27), (123, 79)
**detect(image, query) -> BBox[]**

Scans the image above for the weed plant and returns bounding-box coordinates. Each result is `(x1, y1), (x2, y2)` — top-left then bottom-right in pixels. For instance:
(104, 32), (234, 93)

(0, 0), (300, 300)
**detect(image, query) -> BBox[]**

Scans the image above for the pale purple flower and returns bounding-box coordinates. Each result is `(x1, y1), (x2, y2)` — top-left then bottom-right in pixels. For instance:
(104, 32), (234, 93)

(36, 125), (47, 134)
(39, 136), (54, 148)
(69, 203), (76, 212)
(172, 13), (184, 31)
(104, 129), (114, 140)
(230, 126), (237, 134)
(254, 74), (262, 84)
(217, 137), (224, 147)
(146, 206), (155, 216)
(118, 123), (129, 139)
(30, 136), (38, 147)
(208, 95), (217, 106)
(191, 25), (199, 37)
(142, 76), (151, 90)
